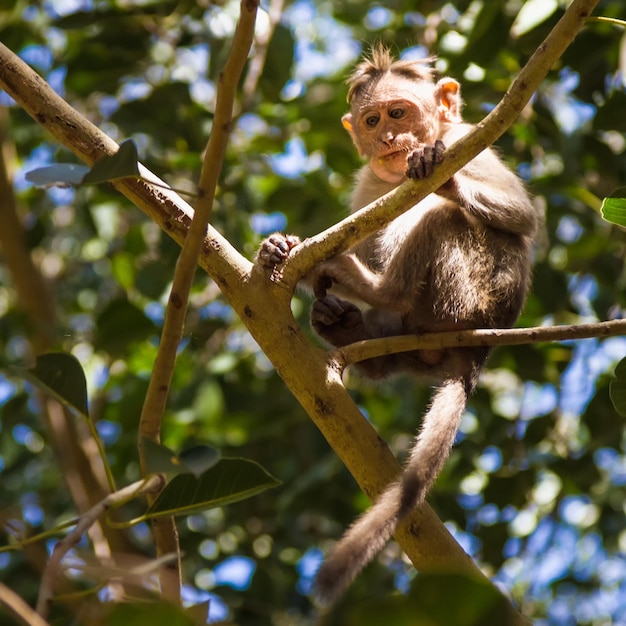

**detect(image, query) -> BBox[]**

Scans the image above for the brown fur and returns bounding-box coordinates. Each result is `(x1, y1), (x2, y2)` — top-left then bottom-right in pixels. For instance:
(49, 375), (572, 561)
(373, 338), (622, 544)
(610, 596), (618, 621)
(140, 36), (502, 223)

(256, 45), (538, 603)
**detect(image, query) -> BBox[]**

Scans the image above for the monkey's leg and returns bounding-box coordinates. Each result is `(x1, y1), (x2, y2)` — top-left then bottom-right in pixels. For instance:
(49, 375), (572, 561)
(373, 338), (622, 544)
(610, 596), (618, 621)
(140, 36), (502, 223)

(311, 295), (369, 345)
(312, 296), (430, 379)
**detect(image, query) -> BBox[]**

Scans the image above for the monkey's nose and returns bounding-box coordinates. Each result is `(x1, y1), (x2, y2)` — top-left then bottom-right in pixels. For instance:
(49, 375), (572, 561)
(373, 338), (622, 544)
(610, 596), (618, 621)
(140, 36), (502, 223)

(381, 133), (394, 146)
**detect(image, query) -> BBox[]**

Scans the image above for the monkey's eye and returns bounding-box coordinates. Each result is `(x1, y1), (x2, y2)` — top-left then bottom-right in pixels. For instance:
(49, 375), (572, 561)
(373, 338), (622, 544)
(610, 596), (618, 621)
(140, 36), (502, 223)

(389, 108), (405, 119)
(365, 114), (379, 127)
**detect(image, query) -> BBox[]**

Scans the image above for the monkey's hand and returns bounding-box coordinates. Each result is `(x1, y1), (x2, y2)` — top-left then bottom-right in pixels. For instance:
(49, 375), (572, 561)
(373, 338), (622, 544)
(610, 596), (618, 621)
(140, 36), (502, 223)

(406, 139), (446, 179)
(256, 233), (301, 270)
(311, 295), (365, 346)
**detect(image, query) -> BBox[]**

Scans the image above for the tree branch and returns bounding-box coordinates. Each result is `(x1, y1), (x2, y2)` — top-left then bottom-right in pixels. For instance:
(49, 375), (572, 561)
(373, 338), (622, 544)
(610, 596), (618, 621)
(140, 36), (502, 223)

(282, 0), (601, 285)
(36, 476), (164, 617)
(337, 319), (626, 367)
(0, 582), (51, 626)
(136, 0), (258, 603)
(0, 2), (600, 623)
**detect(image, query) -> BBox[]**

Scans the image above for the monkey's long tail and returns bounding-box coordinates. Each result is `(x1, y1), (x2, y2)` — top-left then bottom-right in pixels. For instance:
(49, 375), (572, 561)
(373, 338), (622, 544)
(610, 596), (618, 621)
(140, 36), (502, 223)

(314, 356), (484, 605)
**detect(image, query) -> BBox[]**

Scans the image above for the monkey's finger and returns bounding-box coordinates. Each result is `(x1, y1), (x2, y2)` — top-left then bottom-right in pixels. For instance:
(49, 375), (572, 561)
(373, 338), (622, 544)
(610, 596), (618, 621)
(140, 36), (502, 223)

(311, 300), (341, 325)
(284, 234), (302, 250)
(313, 275), (332, 299)
(433, 139), (446, 163)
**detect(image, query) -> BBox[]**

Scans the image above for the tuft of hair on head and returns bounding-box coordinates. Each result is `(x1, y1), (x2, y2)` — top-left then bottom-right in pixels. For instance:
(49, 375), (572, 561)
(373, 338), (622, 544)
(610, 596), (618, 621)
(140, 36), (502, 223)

(346, 43), (436, 104)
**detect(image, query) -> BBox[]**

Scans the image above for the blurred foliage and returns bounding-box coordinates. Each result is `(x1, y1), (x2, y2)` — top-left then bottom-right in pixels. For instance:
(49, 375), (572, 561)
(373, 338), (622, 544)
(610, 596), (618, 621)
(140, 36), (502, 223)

(0, 0), (625, 625)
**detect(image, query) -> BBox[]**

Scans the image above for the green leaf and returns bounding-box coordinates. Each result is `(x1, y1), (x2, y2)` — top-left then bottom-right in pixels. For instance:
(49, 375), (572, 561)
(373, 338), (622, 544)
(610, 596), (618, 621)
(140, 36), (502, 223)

(94, 298), (157, 355)
(25, 163), (90, 187)
(601, 189), (626, 227)
(23, 140), (139, 189)
(610, 358), (626, 417)
(142, 438), (188, 476)
(141, 438), (220, 478)
(146, 458), (280, 518)
(104, 601), (196, 626)
(81, 139), (140, 184)
(348, 572), (509, 626)
(21, 352), (89, 417)
(179, 444), (221, 477)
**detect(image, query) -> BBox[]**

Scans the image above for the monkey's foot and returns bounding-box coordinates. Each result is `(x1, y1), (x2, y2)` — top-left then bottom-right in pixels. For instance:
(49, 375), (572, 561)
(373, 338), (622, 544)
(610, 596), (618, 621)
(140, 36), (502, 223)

(256, 233), (301, 269)
(311, 295), (366, 345)
(406, 139), (446, 179)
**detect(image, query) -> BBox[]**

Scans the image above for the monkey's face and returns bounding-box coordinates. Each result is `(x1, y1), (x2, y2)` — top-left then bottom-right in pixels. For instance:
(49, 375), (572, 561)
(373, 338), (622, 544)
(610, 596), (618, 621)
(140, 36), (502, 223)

(343, 75), (440, 184)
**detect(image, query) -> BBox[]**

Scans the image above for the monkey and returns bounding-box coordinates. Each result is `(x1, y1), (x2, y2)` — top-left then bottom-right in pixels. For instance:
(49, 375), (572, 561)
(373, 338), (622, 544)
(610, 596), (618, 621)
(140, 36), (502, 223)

(256, 46), (538, 604)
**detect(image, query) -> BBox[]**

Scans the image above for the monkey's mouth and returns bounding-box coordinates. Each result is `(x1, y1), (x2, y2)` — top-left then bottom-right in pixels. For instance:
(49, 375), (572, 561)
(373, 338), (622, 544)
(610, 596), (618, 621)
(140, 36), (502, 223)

(379, 149), (408, 161)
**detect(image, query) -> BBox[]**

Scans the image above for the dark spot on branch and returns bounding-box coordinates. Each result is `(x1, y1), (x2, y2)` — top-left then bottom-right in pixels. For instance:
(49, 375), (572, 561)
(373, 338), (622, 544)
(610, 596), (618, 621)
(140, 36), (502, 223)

(170, 292), (183, 309)
(406, 518), (423, 539)
(243, 305), (254, 318)
(314, 395), (334, 416)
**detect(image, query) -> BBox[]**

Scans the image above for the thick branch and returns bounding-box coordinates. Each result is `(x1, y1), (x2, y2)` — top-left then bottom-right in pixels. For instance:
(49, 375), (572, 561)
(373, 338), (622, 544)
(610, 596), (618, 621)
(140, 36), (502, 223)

(337, 319), (626, 367)
(0, 41), (252, 290)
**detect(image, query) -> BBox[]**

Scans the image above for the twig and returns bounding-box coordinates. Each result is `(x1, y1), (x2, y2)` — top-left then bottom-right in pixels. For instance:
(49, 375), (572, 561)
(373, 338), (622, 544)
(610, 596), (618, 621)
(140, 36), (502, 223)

(0, 582), (51, 626)
(243, 0), (285, 106)
(36, 475), (164, 617)
(336, 319), (626, 367)
(136, 0), (259, 603)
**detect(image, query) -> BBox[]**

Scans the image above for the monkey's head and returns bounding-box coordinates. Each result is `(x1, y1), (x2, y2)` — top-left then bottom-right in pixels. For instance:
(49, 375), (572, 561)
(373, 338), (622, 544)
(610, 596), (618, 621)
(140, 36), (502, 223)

(342, 47), (462, 184)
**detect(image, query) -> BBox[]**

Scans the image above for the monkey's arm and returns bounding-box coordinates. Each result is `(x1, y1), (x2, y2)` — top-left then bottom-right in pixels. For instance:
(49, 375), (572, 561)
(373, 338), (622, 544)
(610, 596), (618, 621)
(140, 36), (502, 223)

(312, 253), (412, 312)
(435, 126), (538, 237)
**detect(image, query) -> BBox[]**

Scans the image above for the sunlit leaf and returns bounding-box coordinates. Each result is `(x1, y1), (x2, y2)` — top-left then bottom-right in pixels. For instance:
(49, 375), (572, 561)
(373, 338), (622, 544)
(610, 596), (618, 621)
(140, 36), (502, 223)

(610, 358), (626, 417)
(82, 139), (140, 184)
(146, 458), (280, 518)
(20, 352), (89, 417)
(25, 163), (90, 187)
(601, 189), (626, 227)
(510, 0), (558, 37)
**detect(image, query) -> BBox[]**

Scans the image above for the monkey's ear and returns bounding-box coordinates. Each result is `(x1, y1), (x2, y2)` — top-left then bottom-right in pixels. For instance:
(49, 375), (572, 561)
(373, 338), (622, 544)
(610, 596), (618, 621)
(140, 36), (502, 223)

(435, 78), (462, 123)
(342, 113), (363, 153)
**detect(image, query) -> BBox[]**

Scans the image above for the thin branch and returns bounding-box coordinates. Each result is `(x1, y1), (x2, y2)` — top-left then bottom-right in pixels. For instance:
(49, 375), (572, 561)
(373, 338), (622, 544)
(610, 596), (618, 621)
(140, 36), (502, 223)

(336, 319), (626, 367)
(139, 0), (258, 444)
(136, 0), (258, 603)
(282, 0), (601, 284)
(0, 109), (57, 351)
(0, 582), (51, 626)
(243, 0), (285, 106)
(36, 475), (164, 618)
(586, 16), (626, 28)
